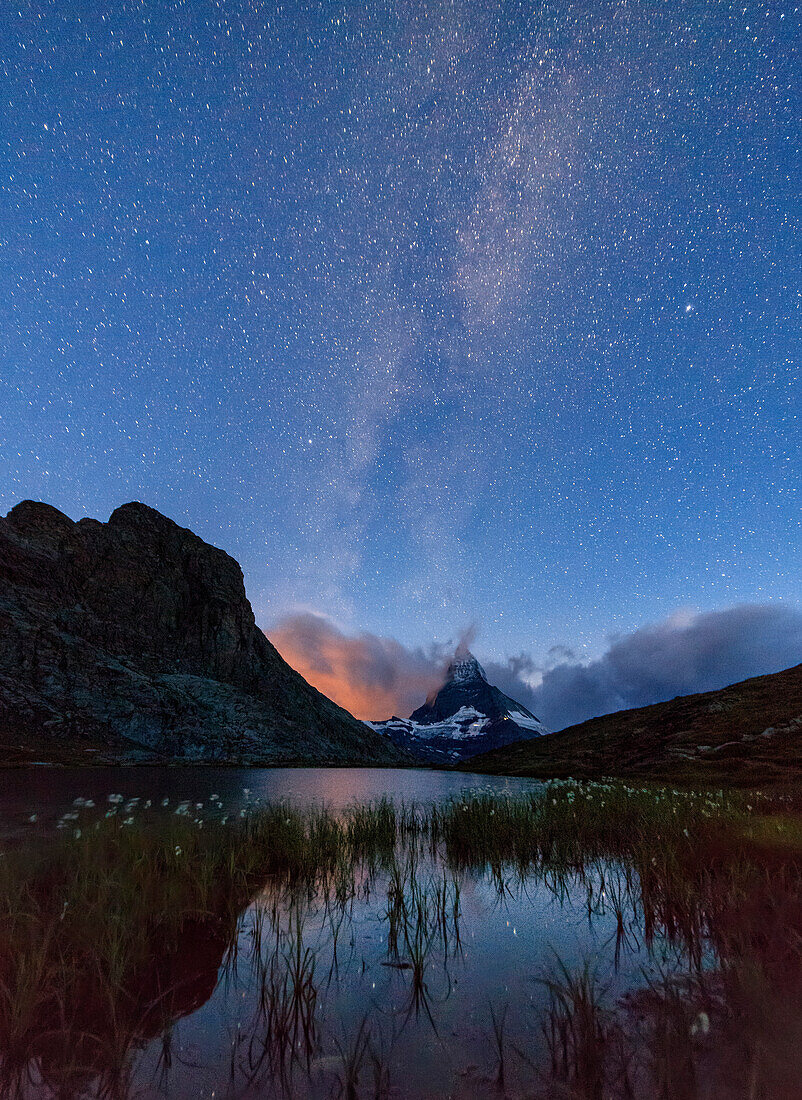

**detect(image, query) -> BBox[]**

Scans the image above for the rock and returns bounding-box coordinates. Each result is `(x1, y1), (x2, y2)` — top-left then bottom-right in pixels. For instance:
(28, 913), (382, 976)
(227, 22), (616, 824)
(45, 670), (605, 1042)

(0, 500), (406, 765)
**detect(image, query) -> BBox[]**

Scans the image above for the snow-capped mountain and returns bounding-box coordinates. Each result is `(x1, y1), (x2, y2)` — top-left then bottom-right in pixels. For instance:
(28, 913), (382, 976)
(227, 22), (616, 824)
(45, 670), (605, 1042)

(369, 650), (549, 762)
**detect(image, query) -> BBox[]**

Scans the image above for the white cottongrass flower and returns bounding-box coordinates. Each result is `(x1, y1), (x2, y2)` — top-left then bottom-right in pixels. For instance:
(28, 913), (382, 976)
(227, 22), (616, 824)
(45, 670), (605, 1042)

(175, 846), (182, 856)
(691, 1011), (710, 1038)
(161, 797), (170, 807)
(28, 813), (38, 823)
(107, 794), (123, 804)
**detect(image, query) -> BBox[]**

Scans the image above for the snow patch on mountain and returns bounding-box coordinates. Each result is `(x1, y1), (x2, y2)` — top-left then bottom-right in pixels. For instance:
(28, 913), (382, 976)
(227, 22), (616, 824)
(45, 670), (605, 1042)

(370, 650), (549, 762)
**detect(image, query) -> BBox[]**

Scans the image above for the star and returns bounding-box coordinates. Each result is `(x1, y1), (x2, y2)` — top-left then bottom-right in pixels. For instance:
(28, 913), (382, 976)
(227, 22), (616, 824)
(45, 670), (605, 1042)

(0, 0), (797, 679)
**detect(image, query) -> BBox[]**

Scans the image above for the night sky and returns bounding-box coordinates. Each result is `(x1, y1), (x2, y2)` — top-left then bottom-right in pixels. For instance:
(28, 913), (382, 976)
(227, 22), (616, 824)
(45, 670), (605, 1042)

(1, 1), (799, 721)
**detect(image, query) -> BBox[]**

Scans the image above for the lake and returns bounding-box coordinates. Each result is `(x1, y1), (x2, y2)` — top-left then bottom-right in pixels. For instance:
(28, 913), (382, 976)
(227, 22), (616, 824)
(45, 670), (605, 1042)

(0, 766), (544, 835)
(0, 767), (797, 1098)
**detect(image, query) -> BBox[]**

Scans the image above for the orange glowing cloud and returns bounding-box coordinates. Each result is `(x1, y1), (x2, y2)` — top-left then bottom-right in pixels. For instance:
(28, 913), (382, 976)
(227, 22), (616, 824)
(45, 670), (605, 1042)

(268, 613), (446, 720)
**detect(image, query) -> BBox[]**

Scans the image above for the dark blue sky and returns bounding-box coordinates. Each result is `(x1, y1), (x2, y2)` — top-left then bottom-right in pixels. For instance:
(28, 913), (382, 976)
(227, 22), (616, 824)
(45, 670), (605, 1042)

(1, 0), (799, 684)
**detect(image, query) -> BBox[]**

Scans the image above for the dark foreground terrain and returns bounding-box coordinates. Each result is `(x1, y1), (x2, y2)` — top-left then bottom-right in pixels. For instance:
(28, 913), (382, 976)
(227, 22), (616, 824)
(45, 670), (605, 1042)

(467, 662), (802, 785)
(0, 500), (403, 766)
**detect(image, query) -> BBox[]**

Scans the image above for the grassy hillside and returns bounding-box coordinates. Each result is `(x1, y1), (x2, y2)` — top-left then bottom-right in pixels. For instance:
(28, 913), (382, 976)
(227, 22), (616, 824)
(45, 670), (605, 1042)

(464, 663), (802, 786)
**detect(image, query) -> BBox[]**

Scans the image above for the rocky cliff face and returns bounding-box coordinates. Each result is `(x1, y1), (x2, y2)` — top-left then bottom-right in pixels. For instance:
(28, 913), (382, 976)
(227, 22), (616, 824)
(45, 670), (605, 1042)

(0, 500), (405, 765)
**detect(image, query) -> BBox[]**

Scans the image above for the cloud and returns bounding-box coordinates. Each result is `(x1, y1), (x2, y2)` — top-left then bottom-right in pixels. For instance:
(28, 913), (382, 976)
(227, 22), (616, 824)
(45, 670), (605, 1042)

(531, 604), (802, 731)
(268, 613), (448, 721)
(270, 614), (539, 722)
(483, 654), (542, 714)
(269, 603), (802, 733)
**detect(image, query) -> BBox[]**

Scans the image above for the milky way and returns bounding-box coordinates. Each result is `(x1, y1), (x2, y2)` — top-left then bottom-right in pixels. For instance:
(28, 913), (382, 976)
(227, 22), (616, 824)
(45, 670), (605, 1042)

(1, 0), (799, 678)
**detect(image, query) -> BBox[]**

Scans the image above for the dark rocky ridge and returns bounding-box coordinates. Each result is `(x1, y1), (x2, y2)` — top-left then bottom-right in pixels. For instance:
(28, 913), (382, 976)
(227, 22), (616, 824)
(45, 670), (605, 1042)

(0, 500), (405, 765)
(464, 662), (802, 785)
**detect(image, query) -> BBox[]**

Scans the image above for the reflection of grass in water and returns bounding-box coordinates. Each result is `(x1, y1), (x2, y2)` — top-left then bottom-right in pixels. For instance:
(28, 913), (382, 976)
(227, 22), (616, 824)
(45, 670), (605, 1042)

(382, 847), (462, 1028)
(0, 803), (336, 1098)
(533, 959), (715, 1099)
(0, 782), (799, 1098)
(332, 1015), (371, 1100)
(528, 827), (802, 1100)
(487, 1000), (509, 1092)
(231, 904), (320, 1093)
(539, 957), (611, 1100)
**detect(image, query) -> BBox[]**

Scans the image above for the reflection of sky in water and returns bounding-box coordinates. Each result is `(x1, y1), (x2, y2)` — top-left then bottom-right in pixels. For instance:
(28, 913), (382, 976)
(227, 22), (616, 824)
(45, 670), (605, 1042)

(0, 770), (727, 1097)
(132, 859), (685, 1099)
(1, 766), (545, 834)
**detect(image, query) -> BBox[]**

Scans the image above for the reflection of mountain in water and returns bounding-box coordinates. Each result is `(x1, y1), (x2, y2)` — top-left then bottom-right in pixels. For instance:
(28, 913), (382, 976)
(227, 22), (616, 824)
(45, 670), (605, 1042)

(1, 905), (234, 1098)
(4, 797), (802, 1099)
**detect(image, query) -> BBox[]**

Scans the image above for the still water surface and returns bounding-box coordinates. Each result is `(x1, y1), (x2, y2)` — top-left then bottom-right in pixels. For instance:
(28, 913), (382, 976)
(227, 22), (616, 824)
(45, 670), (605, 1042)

(0, 768), (784, 1099)
(0, 766), (543, 833)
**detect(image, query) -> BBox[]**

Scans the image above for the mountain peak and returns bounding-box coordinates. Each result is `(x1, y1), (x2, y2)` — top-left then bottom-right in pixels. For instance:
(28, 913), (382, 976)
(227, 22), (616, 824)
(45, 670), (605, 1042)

(368, 630), (549, 763)
(446, 650), (487, 685)
(374, 647), (549, 763)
